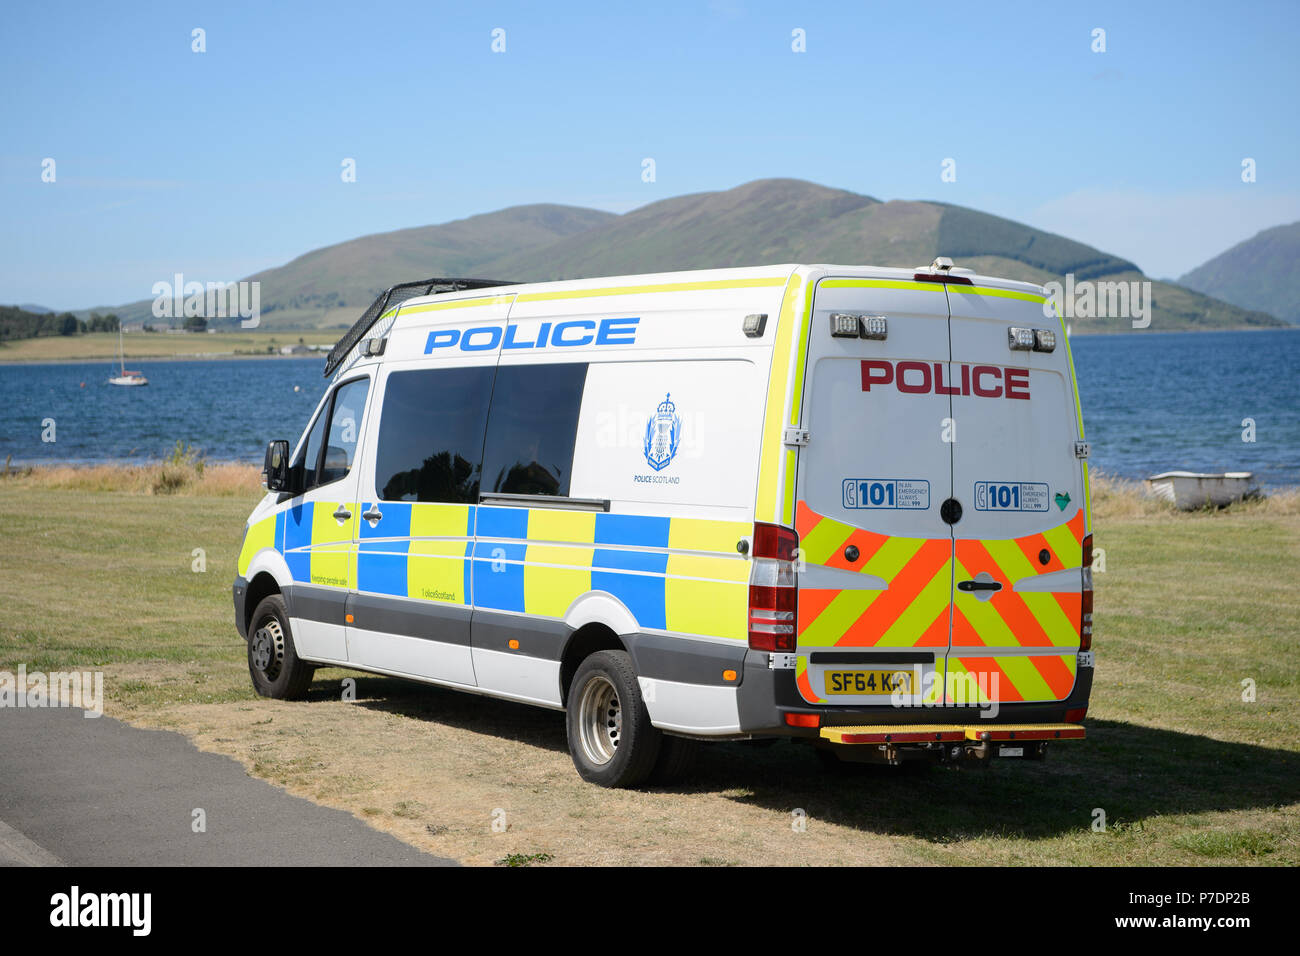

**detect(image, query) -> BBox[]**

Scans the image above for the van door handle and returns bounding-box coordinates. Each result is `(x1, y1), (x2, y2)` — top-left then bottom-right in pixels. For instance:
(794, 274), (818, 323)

(332, 506), (352, 522)
(958, 580), (1002, 592)
(361, 507), (383, 523)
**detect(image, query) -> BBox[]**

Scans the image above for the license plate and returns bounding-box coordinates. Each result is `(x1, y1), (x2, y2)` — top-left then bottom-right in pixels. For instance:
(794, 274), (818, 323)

(1000, 746), (1024, 758)
(824, 669), (914, 696)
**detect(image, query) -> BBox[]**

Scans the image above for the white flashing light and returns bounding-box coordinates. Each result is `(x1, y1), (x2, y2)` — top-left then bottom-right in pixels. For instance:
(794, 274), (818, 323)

(861, 315), (888, 340)
(1008, 327), (1036, 351)
(830, 313), (861, 338)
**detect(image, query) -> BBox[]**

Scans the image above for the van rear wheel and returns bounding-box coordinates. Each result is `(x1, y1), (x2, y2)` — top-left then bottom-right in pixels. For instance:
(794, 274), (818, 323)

(566, 650), (661, 788)
(247, 594), (315, 700)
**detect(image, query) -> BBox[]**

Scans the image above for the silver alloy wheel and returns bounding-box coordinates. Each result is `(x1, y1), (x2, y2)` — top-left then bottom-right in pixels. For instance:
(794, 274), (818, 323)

(577, 674), (622, 765)
(251, 617), (285, 681)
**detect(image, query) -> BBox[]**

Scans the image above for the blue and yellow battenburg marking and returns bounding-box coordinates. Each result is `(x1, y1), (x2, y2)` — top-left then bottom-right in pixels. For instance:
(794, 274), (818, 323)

(470, 508), (750, 640)
(238, 505), (752, 642)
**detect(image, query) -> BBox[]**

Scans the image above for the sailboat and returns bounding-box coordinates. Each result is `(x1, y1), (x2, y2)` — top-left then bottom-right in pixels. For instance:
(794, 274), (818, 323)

(108, 323), (148, 386)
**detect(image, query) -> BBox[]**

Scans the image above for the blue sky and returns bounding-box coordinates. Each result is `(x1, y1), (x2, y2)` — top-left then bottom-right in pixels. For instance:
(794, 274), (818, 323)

(3, 0), (1298, 309)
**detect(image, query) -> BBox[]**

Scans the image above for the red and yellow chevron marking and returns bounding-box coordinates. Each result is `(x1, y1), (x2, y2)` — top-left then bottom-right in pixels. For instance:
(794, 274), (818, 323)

(795, 501), (952, 649)
(794, 502), (1085, 705)
(794, 655), (825, 704)
(944, 654), (1078, 704)
(949, 508), (1084, 702)
(951, 508), (1085, 653)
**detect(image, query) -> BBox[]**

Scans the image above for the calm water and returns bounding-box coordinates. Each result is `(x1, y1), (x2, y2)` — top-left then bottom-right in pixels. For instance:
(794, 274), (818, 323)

(2, 330), (1298, 486)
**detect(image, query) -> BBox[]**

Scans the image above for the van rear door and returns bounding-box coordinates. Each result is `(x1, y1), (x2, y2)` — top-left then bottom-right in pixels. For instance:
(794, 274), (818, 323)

(943, 282), (1088, 705)
(791, 277), (955, 706)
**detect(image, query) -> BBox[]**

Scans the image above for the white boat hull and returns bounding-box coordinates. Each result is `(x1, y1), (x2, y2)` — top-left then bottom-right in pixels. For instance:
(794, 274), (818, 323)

(1146, 471), (1257, 509)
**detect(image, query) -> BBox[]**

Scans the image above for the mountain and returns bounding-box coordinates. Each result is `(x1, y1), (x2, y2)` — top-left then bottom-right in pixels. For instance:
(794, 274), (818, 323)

(1179, 222), (1300, 324)
(84, 203), (617, 330)
(84, 180), (1286, 334)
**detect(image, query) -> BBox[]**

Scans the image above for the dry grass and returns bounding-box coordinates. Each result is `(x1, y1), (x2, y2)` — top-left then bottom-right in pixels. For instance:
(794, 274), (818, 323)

(3, 471), (1299, 866)
(1088, 470), (1300, 520)
(0, 460), (263, 497)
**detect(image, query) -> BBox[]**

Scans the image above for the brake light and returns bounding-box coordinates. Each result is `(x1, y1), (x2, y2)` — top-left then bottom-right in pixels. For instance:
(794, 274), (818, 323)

(913, 271), (973, 285)
(748, 522), (799, 652)
(1080, 533), (1093, 651)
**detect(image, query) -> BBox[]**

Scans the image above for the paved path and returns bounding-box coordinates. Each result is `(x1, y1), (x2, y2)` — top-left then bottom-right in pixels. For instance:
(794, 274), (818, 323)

(0, 700), (454, 866)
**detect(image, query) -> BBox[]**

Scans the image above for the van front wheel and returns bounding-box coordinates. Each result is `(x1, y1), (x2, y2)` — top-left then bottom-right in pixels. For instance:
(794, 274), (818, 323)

(566, 650), (661, 788)
(247, 594), (315, 700)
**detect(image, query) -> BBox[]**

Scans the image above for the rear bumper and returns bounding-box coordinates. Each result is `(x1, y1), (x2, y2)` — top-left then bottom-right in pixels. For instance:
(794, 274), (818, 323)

(736, 649), (1094, 737)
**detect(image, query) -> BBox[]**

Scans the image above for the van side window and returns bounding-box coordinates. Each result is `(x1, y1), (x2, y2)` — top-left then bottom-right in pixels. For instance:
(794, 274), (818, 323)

(482, 363), (588, 497)
(296, 403), (328, 490)
(316, 377), (370, 487)
(374, 366), (495, 503)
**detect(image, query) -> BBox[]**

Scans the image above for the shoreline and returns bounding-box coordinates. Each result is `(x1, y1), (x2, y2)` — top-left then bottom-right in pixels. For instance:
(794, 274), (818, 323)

(0, 351), (329, 367)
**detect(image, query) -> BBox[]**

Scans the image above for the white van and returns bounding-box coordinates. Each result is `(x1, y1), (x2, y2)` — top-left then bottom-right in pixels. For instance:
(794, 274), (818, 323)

(234, 261), (1094, 787)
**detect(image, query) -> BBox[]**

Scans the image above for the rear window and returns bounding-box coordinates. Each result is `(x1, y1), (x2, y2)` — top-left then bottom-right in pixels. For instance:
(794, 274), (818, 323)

(481, 363), (588, 497)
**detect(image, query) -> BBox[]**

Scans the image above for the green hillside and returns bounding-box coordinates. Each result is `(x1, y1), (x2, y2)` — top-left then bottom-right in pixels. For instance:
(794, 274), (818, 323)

(82, 179), (1286, 335)
(86, 203), (616, 330)
(1179, 222), (1300, 324)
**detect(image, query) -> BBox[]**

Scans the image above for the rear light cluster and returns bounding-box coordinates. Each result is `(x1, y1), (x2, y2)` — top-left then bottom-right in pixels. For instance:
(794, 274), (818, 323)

(1080, 533), (1094, 651)
(748, 523), (799, 652)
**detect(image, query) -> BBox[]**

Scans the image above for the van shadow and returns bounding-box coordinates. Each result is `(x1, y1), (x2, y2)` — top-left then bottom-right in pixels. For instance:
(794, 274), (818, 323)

(315, 676), (1300, 840)
(696, 720), (1300, 841)
(311, 673), (571, 754)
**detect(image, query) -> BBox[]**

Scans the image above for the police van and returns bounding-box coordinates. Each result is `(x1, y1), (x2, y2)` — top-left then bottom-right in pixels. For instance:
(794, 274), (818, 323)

(234, 260), (1095, 787)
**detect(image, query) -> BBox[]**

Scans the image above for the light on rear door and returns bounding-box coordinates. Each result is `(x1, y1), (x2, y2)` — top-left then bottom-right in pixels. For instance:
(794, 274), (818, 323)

(830, 313), (861, 338)
(1008, 327), (1036, 350)
(861, 315), (888, 340)
(830, 312), (888, 340)
(1008, 327), (1057, 352)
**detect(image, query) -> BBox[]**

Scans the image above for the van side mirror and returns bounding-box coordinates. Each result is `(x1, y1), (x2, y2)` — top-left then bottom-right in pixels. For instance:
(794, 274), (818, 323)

(264, 440), (292, 493)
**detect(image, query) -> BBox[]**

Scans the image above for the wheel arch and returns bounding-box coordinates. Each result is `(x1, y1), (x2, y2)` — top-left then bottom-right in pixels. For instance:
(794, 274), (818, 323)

(243, 571), (284, 638)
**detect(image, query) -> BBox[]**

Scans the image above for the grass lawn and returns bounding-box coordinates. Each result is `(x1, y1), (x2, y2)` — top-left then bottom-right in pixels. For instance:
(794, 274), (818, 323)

(0, 331), (339, 363)
(1, 469), (1297, 866)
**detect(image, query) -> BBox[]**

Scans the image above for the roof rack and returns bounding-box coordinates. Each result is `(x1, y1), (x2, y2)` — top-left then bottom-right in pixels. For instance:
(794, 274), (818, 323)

(323, 277), (517, 376)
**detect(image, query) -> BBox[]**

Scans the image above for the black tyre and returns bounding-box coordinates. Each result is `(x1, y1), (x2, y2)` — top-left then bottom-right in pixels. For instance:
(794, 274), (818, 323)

(247, 594), (315, 700)
(566, 650), (661, 788)
(649, 735), (700, 785)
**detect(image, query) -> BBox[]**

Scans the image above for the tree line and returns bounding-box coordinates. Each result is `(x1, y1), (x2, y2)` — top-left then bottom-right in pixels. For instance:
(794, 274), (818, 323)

(0, 306), (121, 341)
